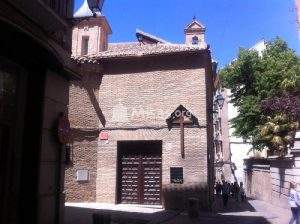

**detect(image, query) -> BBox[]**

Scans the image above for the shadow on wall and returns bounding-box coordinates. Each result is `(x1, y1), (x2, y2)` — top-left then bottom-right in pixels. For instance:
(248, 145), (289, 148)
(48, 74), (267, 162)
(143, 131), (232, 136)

(162, 183), (209, 211)
(103, 53), (207, 75)
(244, 158), (271, 201)
(244, 157), (295, 207)
(72, 67), (106, 127)
(71, 129), (100, 142)
(246, 169), (253, 197)
(270, 159), (294, 196)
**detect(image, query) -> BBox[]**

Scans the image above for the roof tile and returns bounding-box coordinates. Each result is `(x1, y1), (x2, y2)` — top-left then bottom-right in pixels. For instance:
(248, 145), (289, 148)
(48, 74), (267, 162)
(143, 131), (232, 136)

(74, 42), (208, 63)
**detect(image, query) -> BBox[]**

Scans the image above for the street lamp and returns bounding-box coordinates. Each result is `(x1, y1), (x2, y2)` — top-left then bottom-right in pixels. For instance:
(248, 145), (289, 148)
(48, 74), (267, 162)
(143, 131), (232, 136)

(215, 93), (225, 109)
(87, 0), (105, 16)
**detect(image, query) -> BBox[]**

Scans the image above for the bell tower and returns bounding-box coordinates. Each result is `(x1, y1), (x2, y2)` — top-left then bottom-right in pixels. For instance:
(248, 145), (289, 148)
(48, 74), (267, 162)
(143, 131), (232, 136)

(184, 17), (206, 45)
(72, 0), (112, 57)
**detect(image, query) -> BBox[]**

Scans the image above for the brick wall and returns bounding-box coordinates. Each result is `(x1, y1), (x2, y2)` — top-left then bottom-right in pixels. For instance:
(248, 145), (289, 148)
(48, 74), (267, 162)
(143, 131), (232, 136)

(99, 56), (207, 128)
(68, 65), (103, 129)
(65, 52), (214, 209)
(65, 65), (102, 202)
(96, 128), (208, 208)
(64, 138), (98, 202)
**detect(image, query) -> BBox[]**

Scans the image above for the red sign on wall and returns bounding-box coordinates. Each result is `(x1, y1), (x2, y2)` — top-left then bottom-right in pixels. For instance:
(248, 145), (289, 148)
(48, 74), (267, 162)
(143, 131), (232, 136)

(99, 131), (108, 140)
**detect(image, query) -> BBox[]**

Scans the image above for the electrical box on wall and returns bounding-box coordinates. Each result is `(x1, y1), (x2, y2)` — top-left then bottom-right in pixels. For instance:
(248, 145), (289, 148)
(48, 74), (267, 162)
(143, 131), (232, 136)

(76, 169), (89, 182)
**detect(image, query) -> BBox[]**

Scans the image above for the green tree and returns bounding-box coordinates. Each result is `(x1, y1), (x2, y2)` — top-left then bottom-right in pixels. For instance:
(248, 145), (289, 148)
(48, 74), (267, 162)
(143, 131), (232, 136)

(220, 38), (300, 155)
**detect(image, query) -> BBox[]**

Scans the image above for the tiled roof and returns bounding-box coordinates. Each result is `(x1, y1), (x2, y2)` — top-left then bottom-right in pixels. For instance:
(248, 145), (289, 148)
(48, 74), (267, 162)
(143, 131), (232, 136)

(74, 42), (208, 63)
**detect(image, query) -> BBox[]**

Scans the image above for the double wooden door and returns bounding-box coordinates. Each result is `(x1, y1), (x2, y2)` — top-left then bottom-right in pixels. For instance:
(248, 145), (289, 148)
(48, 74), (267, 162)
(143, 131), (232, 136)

(118, 142), (162, 205)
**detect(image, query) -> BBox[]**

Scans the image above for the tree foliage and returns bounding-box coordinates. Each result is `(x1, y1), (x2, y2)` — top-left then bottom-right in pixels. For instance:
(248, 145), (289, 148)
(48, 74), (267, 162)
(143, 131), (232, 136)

(220, 38), (300, 155)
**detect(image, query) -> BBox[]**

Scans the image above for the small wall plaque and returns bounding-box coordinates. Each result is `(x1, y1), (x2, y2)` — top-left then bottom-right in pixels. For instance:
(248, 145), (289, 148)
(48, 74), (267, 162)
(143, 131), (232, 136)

(76, 169), (89, 182)
(170, 167), (183, 184)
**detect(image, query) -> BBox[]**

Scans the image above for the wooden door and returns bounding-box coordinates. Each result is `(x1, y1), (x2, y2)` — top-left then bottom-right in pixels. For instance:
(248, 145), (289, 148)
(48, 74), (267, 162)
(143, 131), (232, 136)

(120, 155), (140, 204)
(142, 155), (161, 204)
(118, 142), (162, 205)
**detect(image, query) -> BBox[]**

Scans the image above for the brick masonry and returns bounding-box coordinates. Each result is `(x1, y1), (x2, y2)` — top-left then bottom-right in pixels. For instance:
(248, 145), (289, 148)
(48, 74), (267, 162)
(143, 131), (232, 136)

(65, 64), (101, 202)
(97, 128), (208, 207)
(65, 47), (214, 209)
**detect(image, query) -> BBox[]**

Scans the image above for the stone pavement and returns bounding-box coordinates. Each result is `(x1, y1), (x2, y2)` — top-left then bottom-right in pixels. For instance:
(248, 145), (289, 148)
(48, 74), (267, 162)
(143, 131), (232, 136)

(160, 197), (292, 224)
(65, 197), (292, 224)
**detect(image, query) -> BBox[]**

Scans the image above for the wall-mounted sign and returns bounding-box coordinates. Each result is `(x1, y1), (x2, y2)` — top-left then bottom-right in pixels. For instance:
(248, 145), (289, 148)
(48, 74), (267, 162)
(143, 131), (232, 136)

(170, 167), (183, 184)
(99, 131), (108, 140)
(76, 169), (89, 182)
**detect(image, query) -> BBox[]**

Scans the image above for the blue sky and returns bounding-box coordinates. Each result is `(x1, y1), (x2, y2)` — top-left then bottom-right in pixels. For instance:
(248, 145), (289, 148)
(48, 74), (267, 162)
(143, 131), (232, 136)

(75, 0), (300, 67)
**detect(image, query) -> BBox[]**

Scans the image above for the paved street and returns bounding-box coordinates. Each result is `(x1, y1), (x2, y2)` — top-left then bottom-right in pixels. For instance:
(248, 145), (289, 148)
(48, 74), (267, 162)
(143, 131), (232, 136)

(159, 197), (291, 224)
(65, 197), (292, 224)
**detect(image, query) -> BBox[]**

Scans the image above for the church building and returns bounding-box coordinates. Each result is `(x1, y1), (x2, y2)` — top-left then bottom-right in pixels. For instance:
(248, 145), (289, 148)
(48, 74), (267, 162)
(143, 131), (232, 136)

(65, 0), (216, 210)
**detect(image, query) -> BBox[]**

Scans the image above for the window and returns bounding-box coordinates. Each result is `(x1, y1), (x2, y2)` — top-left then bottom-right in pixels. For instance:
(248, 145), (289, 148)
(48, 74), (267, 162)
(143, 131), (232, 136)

(81, 36), (89, 55)
(192, 36), (199, 45)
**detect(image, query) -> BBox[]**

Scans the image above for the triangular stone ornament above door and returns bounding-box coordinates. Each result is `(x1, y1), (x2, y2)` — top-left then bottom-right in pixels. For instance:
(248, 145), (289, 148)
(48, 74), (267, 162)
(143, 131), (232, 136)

(166, 105), (199, 128)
